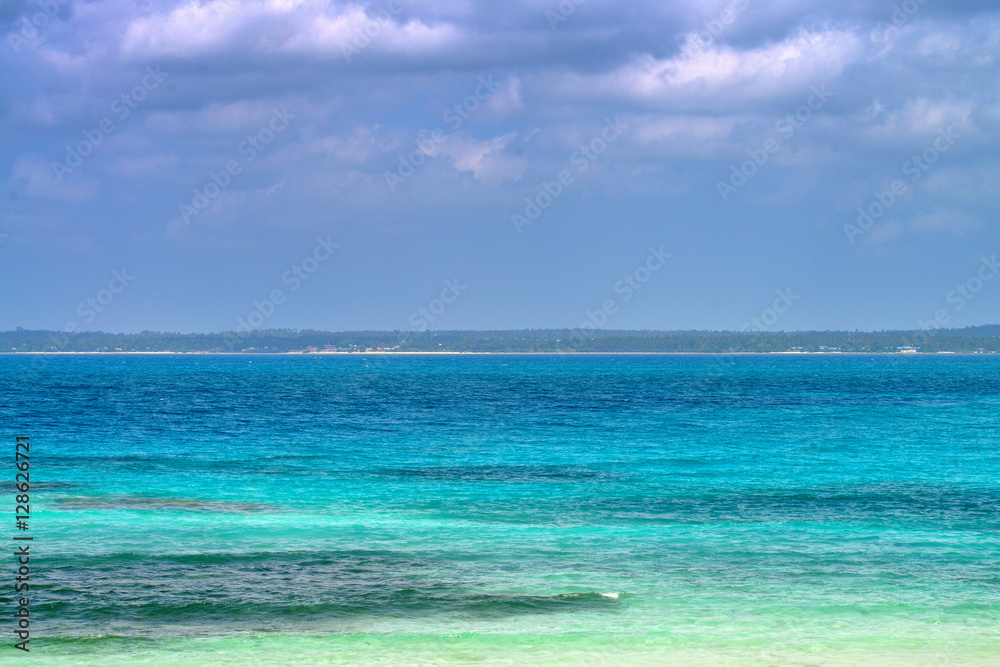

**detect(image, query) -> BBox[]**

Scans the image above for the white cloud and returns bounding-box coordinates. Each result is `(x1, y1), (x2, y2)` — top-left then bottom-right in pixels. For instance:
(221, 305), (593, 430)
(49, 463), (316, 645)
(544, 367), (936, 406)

(885, 98), (972, 136)
(484, 76), (524, 116)
(283, 7), (461, 57)
(259, 181), (286, 197)
(549, 28), (863, 111)
(119, 0), (460, 60)
(419, 131), (527, 185)
(121, 0), (251, 59)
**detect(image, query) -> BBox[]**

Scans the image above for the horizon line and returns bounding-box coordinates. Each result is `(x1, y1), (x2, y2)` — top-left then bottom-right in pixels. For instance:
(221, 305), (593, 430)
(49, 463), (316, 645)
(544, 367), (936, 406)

(3, 326), (1000, 336)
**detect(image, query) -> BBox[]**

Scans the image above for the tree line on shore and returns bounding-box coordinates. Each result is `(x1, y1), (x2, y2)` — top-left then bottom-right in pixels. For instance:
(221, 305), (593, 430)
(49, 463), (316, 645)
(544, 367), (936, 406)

(2, 327), (999, 353)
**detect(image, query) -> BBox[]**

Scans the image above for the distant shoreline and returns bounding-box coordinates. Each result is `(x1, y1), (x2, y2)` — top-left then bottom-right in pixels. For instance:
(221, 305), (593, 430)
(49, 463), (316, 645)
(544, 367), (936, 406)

(0, 350), (989, 356)
(5, 329), (999, 355)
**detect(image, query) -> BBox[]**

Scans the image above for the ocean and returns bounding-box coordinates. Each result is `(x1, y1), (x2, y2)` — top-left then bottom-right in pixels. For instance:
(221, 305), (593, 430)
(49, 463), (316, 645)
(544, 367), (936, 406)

(2, 353), (999, 665)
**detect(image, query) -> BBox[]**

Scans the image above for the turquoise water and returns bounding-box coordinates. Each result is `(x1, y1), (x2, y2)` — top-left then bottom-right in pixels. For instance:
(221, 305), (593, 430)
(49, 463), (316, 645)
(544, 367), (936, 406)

(2, 354), (999, 665)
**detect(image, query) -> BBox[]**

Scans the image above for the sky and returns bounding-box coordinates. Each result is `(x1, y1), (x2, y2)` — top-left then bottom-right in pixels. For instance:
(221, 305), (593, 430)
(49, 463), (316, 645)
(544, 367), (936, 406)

(1, 0), (999, 334)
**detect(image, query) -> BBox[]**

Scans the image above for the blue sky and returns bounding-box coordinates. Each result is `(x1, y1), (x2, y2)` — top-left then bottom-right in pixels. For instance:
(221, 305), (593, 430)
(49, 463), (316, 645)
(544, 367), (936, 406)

(2, 0), (999, 333)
